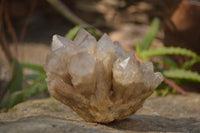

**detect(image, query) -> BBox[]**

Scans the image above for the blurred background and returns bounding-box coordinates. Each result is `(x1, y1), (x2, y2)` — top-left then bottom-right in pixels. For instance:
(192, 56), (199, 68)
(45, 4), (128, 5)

(0, 0), (200, 109)
(2, 0), (200, 50)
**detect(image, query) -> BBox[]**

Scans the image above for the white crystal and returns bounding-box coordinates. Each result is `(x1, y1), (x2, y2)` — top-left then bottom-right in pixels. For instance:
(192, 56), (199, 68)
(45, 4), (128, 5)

(44, 29), (164, 123)
(151, 72), (164, 89)
(113, 41), (134, 59)
(95, 33), (116, 101)
(52, 34), (74, 51)
(68, 52), (96, 95)
(119, 57), (130, 69)
(74, 29), (97, 54)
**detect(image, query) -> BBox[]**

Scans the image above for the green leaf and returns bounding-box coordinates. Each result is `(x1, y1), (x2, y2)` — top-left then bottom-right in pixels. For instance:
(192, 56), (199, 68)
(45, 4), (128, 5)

(8, 59), (23, 93)
(83, 26), (102, 40)
(24, 82), (47, 99)
(24, 75), (47, 99)
(182, 58), (200, 69)
(163, 69), (200, 82)
(135, 41), (140, 54)
(65, 25), (102, 40)
(21, 63), (45, 74)
(65, 25), (82, 40)
(162, 56), (178, 68)
(7, 91), (24, 109)
(23, 74), (42, 80)
(140, 47), (200, 60)
(139, 18), (160, 51)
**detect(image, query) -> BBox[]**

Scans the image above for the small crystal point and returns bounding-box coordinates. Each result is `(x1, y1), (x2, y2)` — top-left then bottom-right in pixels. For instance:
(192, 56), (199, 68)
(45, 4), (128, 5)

(120, 57), (130, 69)
(151, 72), (164, 89)
(52, 34), (74, 51)
(74, 29), (97, 54)
(74, 29), (96, 46)
(113, 41), (134, 59)
(97, 33), (114, 51)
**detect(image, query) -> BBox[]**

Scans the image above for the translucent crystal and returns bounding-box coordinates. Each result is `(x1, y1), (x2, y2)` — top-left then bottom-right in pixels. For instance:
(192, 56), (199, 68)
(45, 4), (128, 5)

(44, 29), (164, 123)
(74, 29), (97, 54)
(113, 41), (134, 59)
(68, 52), (96, 96)
(44, 35), (77, 82)
(94, 34), (115, 104)
(51, 34), (74, 51)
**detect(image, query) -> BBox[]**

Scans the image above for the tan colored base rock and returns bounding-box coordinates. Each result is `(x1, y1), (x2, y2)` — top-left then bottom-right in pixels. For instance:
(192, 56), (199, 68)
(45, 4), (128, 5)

(0, 93), (200, 133)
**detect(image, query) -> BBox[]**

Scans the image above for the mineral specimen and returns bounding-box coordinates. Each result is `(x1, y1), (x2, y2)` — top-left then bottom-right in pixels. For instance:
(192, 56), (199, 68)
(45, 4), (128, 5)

(44, 29), (163, 123)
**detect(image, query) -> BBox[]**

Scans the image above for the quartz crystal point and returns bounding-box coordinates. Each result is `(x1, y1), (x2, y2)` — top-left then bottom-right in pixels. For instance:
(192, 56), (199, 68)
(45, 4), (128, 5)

(44, 29), (164, 123)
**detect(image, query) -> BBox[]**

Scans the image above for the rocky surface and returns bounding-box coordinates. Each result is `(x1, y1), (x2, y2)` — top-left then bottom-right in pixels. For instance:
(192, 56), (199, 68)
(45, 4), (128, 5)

(0, 93), (200, 133)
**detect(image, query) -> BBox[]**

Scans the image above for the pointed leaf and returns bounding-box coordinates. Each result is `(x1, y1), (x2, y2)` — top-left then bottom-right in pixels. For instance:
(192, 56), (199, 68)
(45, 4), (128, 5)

(65, 26), (82, 40)
(8, 59), (23, 93)
(163, 69), (200, 83)
(24, 75), (47, 99)
(140, 18), (160, 51)
(7, 91), (24, 109)
(21, 63), (45, 74)
(140, 47), (200, 60)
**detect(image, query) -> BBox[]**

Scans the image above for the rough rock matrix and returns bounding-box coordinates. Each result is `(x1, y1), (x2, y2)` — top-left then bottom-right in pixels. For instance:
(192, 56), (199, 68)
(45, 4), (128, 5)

(44, 29), (163, 123)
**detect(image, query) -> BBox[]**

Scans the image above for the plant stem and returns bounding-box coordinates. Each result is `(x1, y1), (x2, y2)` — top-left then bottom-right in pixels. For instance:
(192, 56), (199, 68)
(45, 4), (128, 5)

(164, 78), (188, 96)
(19, 0), (38, 43)
(2, 0), (18, 56)
(0, 1), (13, 63)
(46, 0), (88, 26)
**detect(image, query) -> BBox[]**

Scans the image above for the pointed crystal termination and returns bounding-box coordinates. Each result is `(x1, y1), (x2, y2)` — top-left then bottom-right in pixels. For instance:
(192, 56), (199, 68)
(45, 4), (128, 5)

(44, 29), (164, 123)
(74, 29), (97, 54)
(51, 34), (74, 51)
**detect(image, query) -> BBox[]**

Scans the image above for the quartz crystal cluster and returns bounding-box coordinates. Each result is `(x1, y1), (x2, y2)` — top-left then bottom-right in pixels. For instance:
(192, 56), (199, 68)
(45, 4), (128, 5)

(44, 29), (163, 123)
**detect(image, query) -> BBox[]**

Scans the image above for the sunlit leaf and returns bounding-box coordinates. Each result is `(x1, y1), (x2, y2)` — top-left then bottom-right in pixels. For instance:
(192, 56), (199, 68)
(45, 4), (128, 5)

(21, 63), (45, 74)
(139, 18), (160, 51)
(65, 25), (82, 40)
(140, 47), (200, 60)
(163, 69), (200, 83)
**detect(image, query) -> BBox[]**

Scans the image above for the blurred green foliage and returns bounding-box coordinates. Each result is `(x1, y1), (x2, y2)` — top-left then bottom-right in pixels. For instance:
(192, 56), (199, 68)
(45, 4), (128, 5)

(2, 18), (200, 110)
(0, 60), (47, 110)
(65, 21), (200, 95)
(65, 25), (102, 40)
(136, 18), (200, 96)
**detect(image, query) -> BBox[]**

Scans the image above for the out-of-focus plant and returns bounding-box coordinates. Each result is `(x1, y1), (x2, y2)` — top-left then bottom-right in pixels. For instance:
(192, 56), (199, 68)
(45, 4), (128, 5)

(0, 60), (47, 110)
(136, 18), (200, 96)
(1, 14), (200, 111)
(65, 25), (102, 40)
(65, 19), (200, 96)
(0, 0), (48, 110)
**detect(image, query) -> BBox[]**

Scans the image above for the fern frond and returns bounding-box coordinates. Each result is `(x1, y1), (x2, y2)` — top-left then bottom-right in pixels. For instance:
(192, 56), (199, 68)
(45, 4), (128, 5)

(163, 69), (200, 83)
(140, 47), (200, 60)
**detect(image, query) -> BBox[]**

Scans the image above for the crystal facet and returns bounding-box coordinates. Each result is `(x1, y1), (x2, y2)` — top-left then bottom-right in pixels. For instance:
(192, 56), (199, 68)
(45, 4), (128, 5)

(44, 29), (164, 123)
